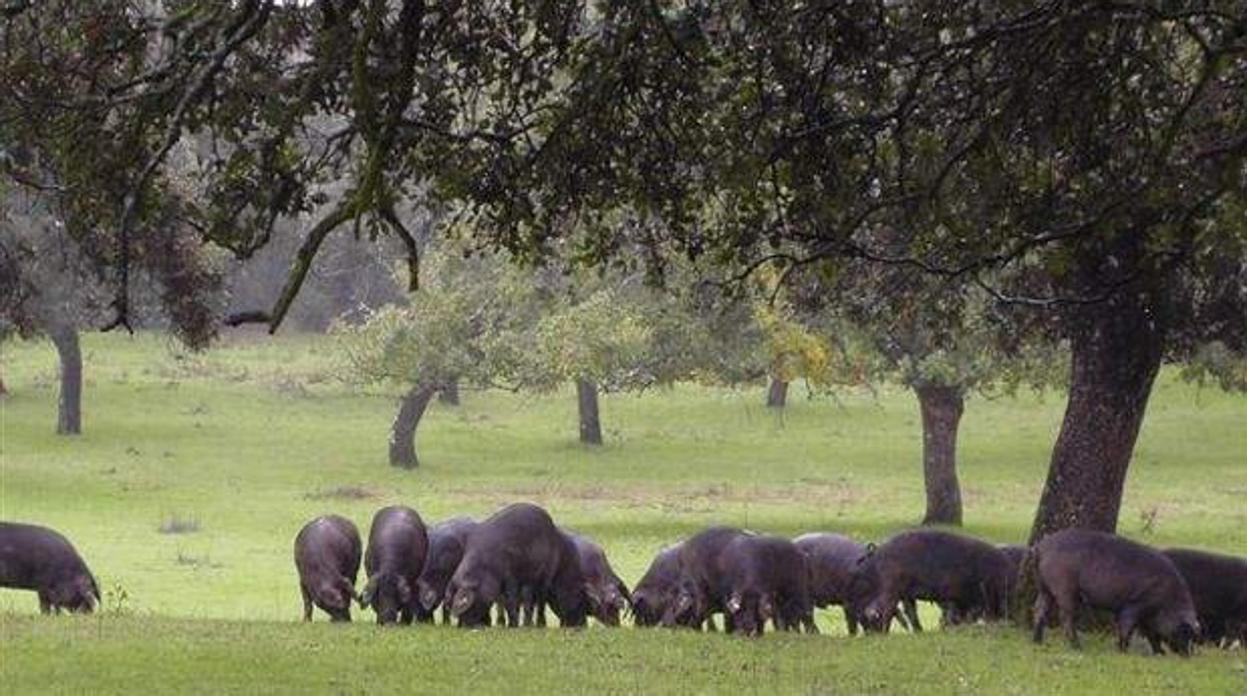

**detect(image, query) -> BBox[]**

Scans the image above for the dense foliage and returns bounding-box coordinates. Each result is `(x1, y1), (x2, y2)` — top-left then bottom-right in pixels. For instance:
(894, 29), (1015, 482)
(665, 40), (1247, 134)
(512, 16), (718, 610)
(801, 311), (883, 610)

(3, 1), (1245, 536)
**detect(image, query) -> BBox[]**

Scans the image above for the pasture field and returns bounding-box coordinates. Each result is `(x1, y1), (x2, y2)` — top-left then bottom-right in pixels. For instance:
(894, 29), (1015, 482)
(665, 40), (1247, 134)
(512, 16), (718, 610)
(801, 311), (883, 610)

(1, 332), (1245, 694)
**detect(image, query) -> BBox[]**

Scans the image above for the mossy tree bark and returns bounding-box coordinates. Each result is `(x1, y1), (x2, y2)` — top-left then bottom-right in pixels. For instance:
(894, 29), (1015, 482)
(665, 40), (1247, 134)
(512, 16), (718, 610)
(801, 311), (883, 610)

(916, 384), (965, 526)
(577, 379), (603, 446)
(50, 325), (81, 435)
(389, 383), (439, 468)
(766, 378), (788, 408)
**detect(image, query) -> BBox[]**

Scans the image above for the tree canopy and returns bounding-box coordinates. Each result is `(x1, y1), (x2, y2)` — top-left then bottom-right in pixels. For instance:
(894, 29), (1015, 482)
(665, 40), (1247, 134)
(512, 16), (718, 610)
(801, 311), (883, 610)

(3, 2), (1246, 537)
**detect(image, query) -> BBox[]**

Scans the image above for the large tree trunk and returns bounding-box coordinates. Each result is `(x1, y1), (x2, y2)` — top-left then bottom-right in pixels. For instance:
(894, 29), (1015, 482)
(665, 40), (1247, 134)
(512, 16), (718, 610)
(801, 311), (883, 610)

(1027, 292), (1164, 544)
(49, 325), (81, 435)
(389, 384), (438, 469)
(765, 378), (788, 408)
(915, 384), (964, 526)
(577, 379), (603, 446)
(437, 379), (460, 406)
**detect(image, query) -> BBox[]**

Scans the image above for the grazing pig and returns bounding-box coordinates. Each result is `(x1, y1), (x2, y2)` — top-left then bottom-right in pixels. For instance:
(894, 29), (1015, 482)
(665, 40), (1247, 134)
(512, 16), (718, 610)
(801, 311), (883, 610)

(999, 544), (1028, 576)
(718, 534), (816, 636)
(445, 503), (588, 629)
(663, 527), (754, 631)
(0, 522), (99, 614)
(944, 543), (1029, 626)
(855, 529), (1013, 633)
(414, 517), (478, 624)
(795, 532), (915, 635)
(294, 515), (362, 622)
(632, 545), (683, 627)
(1163, 548), (1247, 648)
(997, 543), (1028, 613)
(1033, 529), (1199, 655)
(360, 506), (429, 625)
(564, 530), (631, 627)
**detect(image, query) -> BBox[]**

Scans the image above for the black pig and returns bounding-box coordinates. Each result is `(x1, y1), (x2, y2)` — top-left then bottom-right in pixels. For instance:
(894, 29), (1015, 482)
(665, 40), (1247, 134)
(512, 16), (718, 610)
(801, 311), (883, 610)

(1034, 529), (1199, 655)
(445, 503), (587, 629)
(795, 532), (913, 634)
(564, 530), (630, 627)
(294, 515), (361, 622)
(415, 517), (478, 624)
(1163, 547), (1247, 648)
(662, 527), (754, 631)
(719, 534), (816, 636)
(0, 522), (99, 614)
(360, 506), (428, 625)
(855, 529), (1013, 632)
(632, 545), (683, 627)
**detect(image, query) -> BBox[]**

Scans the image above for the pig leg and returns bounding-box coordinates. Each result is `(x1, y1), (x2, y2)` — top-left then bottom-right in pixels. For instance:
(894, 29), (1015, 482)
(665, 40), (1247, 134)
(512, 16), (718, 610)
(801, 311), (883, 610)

(1115, 605), (1142, 652)
(301, 591), (313, 622)
(499, 580), (520, 628)
(844, 607), (859, 636)
(521, 588), (535, 627)
(892, 606), (911, 632)
(939, 603), (957, 628)
(1143, 629), (1165, 656)
(802, 611), (820, 635)
(441, 605), (450, 625)
(902, 598), (922, 633)
(1032, 589), (1052, 644)
(1056, 592), (1080, 649)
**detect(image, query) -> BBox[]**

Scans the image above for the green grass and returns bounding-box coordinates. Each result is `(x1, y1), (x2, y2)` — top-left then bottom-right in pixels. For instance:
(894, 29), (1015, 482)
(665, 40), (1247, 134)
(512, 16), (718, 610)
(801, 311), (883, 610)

(1, 332), (1245, 694)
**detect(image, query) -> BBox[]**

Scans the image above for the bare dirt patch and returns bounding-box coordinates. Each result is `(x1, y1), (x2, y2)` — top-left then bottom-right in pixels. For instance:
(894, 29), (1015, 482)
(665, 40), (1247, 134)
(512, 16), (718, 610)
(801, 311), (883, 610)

(303, 485), (378, 501)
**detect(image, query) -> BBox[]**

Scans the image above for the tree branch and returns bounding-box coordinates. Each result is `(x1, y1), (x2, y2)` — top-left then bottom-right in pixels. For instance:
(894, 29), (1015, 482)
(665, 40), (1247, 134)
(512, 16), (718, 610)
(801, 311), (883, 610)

(106, 1), (273, 334)
(265, 201), (357, 333)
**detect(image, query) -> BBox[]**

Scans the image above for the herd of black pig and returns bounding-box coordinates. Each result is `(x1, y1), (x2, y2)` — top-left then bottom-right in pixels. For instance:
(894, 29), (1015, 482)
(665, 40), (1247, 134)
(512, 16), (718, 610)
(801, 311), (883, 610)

(2, 502), (1245, 656)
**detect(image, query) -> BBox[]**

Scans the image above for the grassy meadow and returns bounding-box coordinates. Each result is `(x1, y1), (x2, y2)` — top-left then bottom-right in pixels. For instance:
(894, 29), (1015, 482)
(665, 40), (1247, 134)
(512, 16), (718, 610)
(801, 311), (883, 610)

(1, 332), (1245, 694)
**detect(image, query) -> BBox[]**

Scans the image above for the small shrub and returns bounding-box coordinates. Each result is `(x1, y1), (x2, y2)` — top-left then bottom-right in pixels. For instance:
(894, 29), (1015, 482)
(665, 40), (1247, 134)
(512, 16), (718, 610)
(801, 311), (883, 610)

(175, 552), (220, 570)
(158, 514), (200, 535)
(104, 583), (131, 615)
(304, 486), (376, 501)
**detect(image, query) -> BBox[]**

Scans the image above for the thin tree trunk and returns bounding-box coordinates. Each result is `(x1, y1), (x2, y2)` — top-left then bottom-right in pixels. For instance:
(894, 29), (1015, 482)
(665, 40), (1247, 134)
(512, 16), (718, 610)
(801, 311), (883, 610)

(766, 379), (788, 408)
(1027, 293), (1164, 544)
(577, 379), (603, 446)
(438, 379), (460, 406)
(389, 384), (438, 469)
(915, 384), (964, 526)
(49, 325), (81, 435)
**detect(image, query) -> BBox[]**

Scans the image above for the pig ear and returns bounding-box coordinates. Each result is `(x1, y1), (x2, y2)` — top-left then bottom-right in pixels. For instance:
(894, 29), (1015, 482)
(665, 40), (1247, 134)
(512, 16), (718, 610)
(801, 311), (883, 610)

(726, 593), (743, 614)
(759, 595), (775, 621)
(857, 544), (877, 566)
(584, 584), (602, 609)
(396, 576), (413, 605)
(358, 579), (377, 608)
(77, 577), (98, 611)
(337, 577), (358, 606)
(419, 583), (440, 611)
(451, 588), (475, 617)
(673, 590), (693, 615)
(608, 588), (627, 612)
(615, 580), (632, 604)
